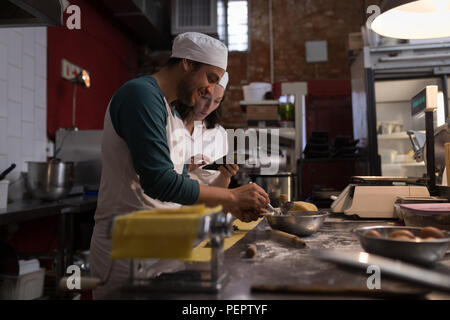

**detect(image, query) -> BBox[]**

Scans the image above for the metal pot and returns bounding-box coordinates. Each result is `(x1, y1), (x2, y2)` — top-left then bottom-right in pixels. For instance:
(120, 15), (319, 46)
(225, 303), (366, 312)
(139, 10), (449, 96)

(25, 159), (74, 201)
(250, 172), (296, 207)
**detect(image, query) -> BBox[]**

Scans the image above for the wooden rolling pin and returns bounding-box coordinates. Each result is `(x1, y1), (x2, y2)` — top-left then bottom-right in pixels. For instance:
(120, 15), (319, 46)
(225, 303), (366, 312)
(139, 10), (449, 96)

(445, 143), (450, 186)
(251, 284), (428, 299)
(265, 229), (306, 248)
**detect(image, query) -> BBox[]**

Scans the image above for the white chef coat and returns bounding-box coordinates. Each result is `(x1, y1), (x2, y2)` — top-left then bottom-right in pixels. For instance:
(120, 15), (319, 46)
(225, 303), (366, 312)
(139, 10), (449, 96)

(185, 121), (228, 185)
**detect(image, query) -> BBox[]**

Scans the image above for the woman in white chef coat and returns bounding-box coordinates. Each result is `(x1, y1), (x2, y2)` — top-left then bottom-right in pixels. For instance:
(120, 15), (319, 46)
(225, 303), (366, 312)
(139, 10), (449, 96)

(176, 72), (239, 187)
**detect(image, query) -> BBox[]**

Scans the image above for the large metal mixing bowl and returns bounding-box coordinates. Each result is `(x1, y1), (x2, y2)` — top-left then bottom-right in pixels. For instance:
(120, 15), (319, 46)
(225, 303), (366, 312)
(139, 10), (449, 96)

(25, 160), (74, 201)
(354, 226), (450, 266)
(266, 210), (329, 237)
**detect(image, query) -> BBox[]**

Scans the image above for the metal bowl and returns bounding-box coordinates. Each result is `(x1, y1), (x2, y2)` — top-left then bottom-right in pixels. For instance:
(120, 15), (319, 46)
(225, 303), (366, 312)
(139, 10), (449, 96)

(266, 210), (329, 237)
(354, 226), (450, 266)
(25, 160), (73, 201)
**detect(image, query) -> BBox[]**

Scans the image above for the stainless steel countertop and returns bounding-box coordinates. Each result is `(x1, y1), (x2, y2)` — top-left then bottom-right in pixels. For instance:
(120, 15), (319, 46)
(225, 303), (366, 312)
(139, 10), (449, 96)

(0, 194), (97, 226)
(106, 213), (450, 300)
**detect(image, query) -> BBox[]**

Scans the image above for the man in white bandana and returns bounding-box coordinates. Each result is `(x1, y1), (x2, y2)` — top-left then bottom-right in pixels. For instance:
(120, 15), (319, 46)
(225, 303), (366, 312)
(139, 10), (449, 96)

(90, 32), (269, 299)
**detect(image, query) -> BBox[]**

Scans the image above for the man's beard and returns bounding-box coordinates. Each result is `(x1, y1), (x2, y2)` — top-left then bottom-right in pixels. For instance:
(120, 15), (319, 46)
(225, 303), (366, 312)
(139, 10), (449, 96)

(177, 72), (198, 107)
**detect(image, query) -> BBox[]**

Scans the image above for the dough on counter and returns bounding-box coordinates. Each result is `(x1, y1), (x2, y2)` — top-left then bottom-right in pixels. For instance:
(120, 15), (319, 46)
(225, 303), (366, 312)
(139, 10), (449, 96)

(292, 201), (318, 212)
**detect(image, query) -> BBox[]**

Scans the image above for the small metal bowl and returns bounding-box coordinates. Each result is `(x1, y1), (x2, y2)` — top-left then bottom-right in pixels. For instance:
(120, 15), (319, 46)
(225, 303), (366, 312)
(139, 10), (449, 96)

(354, 226), (450, 266)
(266, 210), (329, 237)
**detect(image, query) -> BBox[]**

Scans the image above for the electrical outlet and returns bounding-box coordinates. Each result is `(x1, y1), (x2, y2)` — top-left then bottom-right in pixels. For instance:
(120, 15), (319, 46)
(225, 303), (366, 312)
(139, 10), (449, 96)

(62, 59), (83, 81)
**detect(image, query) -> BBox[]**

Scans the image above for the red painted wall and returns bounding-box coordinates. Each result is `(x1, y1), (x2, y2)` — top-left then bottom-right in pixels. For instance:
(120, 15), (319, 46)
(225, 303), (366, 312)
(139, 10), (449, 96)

(8, 0), (139, 275)
(47, 0), (138, 138)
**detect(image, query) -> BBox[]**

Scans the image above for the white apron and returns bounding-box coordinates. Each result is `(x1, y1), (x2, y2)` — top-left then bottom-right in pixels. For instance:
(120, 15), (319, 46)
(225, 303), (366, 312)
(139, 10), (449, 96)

(90, 98), (187, 299)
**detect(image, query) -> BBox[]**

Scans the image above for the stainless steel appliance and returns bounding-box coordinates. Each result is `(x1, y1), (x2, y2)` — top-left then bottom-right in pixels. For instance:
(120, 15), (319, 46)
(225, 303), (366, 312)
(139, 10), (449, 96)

(250, 173), (296, 207)
(55, 129), (103, 193)
(25, 159), (73, 201)
(351, 42), (450, 177)
(331, 176), (430, 218)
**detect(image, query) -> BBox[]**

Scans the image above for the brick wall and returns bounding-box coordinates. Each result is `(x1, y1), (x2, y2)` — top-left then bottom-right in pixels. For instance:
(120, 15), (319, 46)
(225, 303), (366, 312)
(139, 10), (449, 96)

(222, 0), (381, 128)
(139, 0), (381, 128)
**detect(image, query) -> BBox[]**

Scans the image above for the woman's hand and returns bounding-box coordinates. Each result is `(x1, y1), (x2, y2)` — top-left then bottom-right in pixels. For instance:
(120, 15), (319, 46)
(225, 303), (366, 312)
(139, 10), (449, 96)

(218, 164), (239, 179)
(186, 154), (210, 172)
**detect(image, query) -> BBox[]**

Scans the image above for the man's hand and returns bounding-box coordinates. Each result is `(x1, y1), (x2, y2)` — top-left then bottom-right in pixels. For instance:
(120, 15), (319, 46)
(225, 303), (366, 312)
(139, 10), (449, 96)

(228, 183), (269, 211)
(232, 208), (268, 223)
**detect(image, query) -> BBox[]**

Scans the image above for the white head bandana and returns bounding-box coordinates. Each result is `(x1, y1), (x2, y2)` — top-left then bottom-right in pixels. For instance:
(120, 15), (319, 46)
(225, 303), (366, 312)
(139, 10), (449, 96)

(171, 32), (228, 71)
(218, 72), (229, 90)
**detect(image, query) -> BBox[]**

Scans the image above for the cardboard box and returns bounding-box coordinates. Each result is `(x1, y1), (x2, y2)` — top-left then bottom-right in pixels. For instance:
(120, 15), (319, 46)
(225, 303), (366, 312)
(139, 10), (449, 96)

(246, 105), (279, 121)
(348, 32), (363, 51)
(0, 268), (45, 300)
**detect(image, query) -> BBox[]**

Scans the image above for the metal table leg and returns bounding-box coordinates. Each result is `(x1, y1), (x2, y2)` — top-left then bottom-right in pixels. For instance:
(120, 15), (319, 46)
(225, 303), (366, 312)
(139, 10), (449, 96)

(56, 210), (66, 297)
(66, 211), (74, 269)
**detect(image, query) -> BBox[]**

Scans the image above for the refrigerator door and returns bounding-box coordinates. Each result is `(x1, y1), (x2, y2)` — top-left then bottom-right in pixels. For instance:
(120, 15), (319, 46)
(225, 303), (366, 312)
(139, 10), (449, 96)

(375, 78), (441, 178)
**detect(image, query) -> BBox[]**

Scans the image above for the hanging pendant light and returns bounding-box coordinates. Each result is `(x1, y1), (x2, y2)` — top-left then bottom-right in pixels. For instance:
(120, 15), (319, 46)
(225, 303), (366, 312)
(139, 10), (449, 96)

(371, 0), (450, 39)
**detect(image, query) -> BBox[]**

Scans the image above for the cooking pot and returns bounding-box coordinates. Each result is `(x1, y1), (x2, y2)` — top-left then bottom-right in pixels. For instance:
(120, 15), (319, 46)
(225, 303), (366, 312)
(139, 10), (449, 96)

(250, 172), (296, 207)
(25, 159), (74, 201)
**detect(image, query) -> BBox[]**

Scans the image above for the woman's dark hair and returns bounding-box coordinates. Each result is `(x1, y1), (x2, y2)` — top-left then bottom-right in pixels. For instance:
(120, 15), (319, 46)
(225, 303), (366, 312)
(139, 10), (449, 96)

(174, 95), (224, 130)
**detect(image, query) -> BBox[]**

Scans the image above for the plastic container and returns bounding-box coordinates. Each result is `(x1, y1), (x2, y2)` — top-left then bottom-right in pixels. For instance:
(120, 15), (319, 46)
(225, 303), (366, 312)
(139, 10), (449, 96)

(0, 180), (9, 209)
(242, 82), (272, 101)
(395, 154), (414, 163)
(379, 149), (397, 163)
(0, 268), (46, 300)
(400, 203), (450, 231)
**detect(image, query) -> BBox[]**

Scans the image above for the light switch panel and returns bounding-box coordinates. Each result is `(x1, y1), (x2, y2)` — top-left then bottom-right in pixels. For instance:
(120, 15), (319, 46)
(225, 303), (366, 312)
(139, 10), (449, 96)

(306, 40), (328, 62)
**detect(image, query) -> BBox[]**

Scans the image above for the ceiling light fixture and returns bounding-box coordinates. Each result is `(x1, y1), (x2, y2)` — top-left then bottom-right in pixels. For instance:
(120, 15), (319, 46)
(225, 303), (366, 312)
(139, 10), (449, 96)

(371, 0), (450, 39)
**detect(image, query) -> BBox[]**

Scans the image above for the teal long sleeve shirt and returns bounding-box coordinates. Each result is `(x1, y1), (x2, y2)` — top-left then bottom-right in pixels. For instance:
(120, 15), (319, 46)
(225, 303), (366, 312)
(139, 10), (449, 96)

(108, 76), (200, 205)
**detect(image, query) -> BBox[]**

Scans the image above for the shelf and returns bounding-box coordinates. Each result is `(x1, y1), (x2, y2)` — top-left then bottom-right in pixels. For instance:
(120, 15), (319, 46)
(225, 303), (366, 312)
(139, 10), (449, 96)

(377, 131), (425, 140)
(240, 100), (279, 106)
(246, 127), (296, 141)
(382, 162), (425, 168)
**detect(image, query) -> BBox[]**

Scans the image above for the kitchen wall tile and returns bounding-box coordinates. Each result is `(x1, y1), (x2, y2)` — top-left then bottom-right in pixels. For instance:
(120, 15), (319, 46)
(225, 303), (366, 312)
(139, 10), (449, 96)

(7, 100), (22, 138)
(13, 28), (23, 35)
(0, 80), (6, 118)
(0, 42), (6, 81)
(22, 54), (34, 90)
(0, 28), (7, 44)
(35, 140), (47, 162)
(7, 136), (22, 182)
(22, 122), (34, 157)
(35, 76), (46, 108)
(35, 43), (46, 78)
(0, 26), (47, 201)
(7, 65), (22, 103)
(0, 117), (7, 155)
(35, 108), (47, 141)
(22, 87), (34, 123)
(23, 28), (35, 57)
(8, 30), (22, 68)
(0, 155), (7, 174)
(35, 28), (47, 48)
